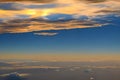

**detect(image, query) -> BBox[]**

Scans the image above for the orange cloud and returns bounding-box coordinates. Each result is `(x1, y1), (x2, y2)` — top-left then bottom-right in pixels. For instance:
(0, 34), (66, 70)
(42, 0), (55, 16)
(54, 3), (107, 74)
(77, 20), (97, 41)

(0, 18), (104, 34)
(0, 0), (120, 34)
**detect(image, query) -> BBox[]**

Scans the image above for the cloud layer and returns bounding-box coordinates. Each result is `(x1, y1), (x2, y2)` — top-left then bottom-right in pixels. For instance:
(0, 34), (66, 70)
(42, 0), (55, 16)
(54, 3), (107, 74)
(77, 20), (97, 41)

(0, 16), (104, 34)
(0, 0), (120, 34)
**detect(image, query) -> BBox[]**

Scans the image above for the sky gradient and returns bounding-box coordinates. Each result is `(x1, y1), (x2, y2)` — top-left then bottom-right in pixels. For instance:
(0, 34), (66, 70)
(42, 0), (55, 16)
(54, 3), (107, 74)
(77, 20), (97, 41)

(0, 0), (120, 61)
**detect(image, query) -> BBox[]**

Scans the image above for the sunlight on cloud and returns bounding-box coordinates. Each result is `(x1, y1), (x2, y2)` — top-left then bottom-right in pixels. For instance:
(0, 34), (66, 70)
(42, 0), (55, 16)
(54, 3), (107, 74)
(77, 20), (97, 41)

(0, 17), (104, 33)
(26, 9), (37, 15)
(0, 0), (120, 34)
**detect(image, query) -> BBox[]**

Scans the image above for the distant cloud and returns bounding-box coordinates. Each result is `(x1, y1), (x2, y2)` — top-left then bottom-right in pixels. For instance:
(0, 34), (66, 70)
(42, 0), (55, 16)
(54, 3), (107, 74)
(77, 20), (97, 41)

(0, 72), (29, 80)
(34, 32), (58, 36)
(0, 72), (29, 77)
(0, 62), (12, 66)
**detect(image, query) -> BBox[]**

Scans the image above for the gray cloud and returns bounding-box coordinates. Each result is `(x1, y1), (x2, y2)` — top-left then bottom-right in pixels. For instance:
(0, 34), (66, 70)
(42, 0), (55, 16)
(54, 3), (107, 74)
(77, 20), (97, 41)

(95, 9), (120, 14)
(0, 2), (65, 10)
(0, 62), (12, 67)
(0, 2), (24, 10)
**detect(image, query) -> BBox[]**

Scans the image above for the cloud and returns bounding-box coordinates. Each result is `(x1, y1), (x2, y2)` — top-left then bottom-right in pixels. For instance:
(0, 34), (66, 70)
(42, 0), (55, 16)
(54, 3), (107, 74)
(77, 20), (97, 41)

(76, 0), (107, 3)
(34, 32), (58, 36)
(0, 0), (120, 18)
(0, 72), (29, 80)
(0, 62), (12, 67)
(45, 14), (73, 21)
(0, 3), (24, 10)
(26, 4), (64, 9)
(0, 72), (29, 77)
(0, 2), (64, 10)
(0, 0), (120, 34)
(0, 15), (104, 34)
(0, 0), (55, 3)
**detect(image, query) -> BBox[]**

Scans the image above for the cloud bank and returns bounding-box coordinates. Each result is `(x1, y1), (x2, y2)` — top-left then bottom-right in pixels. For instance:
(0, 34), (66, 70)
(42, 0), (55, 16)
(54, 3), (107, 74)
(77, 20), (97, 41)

(0, 0), (120, 34)
(0, 16), (104, 34)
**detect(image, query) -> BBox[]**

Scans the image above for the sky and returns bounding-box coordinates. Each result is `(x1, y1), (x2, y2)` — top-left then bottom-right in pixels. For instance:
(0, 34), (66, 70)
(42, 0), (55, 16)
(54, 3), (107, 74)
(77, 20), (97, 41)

(0, 0), (120, 61)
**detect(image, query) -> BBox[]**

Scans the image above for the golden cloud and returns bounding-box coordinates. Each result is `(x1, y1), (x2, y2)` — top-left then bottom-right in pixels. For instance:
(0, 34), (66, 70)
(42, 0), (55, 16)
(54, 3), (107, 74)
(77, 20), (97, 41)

(0, 0), (120, 34)
(0, 17), (104, 34)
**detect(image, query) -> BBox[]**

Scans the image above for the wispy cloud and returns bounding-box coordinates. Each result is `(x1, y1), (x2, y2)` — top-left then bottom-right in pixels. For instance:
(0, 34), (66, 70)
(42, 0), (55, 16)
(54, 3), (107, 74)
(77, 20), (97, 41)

(34, 32), (58, 36)
(0, 16), (104, 34)
(0, 0), (55, 3)
(0, 2), (65, 10)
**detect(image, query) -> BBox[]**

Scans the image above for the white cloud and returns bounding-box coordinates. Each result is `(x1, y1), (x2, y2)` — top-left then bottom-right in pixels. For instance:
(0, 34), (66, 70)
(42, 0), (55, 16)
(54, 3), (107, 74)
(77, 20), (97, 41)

(0, 72), (29, 77)
(34, 32), (58, 36)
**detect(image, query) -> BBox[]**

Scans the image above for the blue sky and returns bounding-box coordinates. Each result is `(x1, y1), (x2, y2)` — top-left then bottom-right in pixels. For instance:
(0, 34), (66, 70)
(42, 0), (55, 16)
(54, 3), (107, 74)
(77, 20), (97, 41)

(0, 15), (120, 54)
(0, 0), (120, 58)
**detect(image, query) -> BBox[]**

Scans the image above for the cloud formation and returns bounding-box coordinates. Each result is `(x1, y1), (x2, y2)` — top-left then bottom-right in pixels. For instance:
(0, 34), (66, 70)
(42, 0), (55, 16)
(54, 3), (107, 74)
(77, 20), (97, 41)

(34, 32), (58, 36)
(0, 72), (29, 80)
(0, 0), (120, 34)
(0, 16), (104, 34)
(0, 72), (29, 77)
(0, 0), (55, 3)
(0, 3), (23, 10)
(0, 2), (65, 10)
